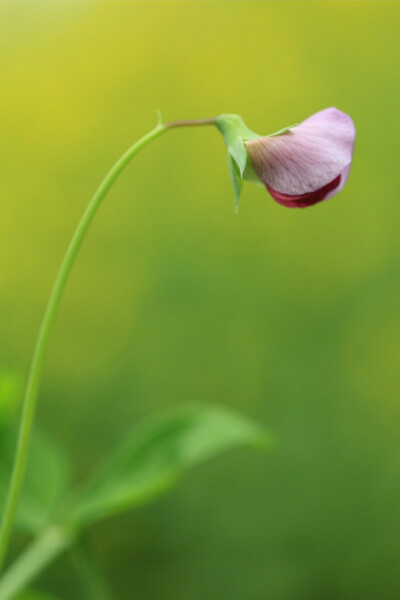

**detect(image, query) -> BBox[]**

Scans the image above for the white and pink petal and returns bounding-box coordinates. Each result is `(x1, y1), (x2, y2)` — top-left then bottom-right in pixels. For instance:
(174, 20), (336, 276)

(245, 107), (355, 208)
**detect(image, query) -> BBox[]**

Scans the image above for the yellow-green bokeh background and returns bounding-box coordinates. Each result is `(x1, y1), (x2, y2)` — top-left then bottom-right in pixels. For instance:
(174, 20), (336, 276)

(1, 1), (400, 598)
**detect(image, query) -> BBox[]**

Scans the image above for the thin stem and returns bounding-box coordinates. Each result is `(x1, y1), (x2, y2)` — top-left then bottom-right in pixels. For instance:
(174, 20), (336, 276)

(0, 123), (167, 571)
(164, 117), (217, 129)
(0, 526), (73, 600)
(0, 116), (217, 574)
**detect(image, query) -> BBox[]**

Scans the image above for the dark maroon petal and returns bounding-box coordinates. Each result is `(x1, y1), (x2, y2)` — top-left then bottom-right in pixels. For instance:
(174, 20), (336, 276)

(266, 174), (342, 208)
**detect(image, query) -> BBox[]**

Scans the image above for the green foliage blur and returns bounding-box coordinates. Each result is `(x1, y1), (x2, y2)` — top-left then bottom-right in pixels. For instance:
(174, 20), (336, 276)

(1, 2), (400, 599)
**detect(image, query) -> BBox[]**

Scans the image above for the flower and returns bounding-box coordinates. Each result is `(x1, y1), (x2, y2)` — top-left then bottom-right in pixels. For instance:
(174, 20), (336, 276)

(244, 108), (355, 208)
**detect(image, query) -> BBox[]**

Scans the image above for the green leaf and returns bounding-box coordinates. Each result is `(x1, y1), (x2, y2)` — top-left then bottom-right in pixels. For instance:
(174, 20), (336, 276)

(0, 370), (72, 534)
(73, 403), (271, 526)
(0, 429), (71, 535)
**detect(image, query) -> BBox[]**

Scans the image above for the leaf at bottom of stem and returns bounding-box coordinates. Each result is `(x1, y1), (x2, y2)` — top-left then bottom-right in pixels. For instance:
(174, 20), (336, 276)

(72, 403), (272, 527)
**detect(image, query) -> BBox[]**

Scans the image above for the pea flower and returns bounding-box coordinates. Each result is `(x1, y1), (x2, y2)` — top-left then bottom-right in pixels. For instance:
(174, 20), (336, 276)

(216, 108), (355, 209)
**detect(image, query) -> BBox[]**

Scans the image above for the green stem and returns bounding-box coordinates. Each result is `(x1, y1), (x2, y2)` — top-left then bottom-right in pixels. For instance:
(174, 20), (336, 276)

(0, 116), (217, 574)
(0, 123), (165, 571)
(164, 117), (217, 129)
(0, 526), (73, 600)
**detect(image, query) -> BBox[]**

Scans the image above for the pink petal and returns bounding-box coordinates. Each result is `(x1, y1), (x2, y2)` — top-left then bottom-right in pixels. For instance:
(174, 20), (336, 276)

(245, 108), (355, 203)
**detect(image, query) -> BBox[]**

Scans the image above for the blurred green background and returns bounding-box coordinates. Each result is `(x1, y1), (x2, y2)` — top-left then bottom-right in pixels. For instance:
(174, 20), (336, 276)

(1, 1), (400, 599)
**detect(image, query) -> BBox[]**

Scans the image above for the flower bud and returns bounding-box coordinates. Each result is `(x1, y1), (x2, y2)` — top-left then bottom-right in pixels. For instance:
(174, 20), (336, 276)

(217, 108), (355, 209)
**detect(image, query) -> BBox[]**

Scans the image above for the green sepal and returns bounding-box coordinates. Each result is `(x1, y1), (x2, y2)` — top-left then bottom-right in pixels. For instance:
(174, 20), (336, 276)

(227, 155), (243, 213)
(268, 123), (297, 137)
(216, 114), (260, 209)
(229, 138), (248, 177)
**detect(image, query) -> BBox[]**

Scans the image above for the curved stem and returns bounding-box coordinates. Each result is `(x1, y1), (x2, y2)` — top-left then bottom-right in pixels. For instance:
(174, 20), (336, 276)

(0, 123), (167, 571)
(0, 116), (218, 573)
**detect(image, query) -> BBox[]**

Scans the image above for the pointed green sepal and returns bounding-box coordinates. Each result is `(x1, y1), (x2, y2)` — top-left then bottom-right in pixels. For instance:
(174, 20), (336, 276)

(227, 155), (243, 212)
(216, 114), (260, 209)
(229, 138), (248, 177)
(268, 123), (297, 137)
